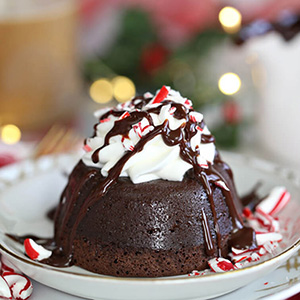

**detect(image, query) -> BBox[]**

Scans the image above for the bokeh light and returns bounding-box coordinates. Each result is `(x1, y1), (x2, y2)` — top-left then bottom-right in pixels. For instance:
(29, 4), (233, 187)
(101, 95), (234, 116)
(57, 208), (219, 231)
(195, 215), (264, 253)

(112, 76), (136, 103)
(89, 78), (114, 103)
(1, 124), (22, 144)
(218, 72), (241, 95)
(219, 7), (242, 34)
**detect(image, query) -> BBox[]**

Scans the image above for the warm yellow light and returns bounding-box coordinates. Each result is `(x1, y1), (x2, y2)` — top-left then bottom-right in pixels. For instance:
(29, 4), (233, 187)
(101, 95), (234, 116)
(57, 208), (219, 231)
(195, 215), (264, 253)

(218, 72), (241, 95)
(89, 79), (113, 103)
(112, 76), (136, 103)
(1, 124), (21, 145)
(219, 7), (242, 33)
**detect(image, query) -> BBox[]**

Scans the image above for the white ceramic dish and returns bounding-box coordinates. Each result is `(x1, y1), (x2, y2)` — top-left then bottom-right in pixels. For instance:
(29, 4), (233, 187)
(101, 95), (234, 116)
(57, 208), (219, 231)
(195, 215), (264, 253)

(28, 250), (300, 300)
(0, 152), (299, 300)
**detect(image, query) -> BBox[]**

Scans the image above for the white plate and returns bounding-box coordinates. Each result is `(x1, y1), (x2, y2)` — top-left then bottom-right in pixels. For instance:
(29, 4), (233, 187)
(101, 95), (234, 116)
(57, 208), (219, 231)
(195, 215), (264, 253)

(0, 152), (299, 300)
(29, 250), (300, 300)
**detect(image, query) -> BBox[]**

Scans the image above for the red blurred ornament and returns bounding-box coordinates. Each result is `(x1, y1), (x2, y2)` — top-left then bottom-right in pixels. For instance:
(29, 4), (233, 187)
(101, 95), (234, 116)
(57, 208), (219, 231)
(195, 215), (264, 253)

(0, 153), (17, 168)
(140, 43), (170, 75)
(222, 100), (242, 125)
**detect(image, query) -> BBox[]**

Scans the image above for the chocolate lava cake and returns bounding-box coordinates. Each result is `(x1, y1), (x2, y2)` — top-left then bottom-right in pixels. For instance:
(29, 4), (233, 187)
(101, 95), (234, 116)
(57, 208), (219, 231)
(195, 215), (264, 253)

(52, 86), (256, 277)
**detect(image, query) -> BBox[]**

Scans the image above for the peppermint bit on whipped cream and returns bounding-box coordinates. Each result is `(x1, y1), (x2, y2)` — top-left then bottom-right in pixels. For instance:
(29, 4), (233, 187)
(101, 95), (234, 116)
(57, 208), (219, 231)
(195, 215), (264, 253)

(83, 86), (216, 184)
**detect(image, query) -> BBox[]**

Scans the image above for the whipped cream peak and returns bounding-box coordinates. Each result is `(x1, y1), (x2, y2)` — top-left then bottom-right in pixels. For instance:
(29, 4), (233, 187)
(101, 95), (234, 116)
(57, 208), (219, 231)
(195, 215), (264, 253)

(83, 86), (216, 183)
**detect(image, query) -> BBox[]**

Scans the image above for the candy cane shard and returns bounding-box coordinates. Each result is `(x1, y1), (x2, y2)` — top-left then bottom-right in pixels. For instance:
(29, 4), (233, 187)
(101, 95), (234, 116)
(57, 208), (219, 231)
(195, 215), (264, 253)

(132, 118), (154, 139)
(152, 86), (169, 104)
(189, 111), (203, 123)
(188, 269), (211, 276)
(168, 106), (176, 115)
(255, 208), (279, 232)
(256, 232), (282, 246)
(119, 111), (130, 120)
(144, 92), (153, 98)
(184, 99), (193, 109)
(263, 241), (280, 254)
(0, 275), (12, 299)
(99, 117), (111, 124)
(83, 144), (92, 152)
(1, 256), (21, 274)
(214, 180), (230, 191)
(197, 155), (208, 169)
(3, 273), (33, 300)
(208, 258), (235, 272)
(24, 239), (52, 261)
(121, 137), (135, 152)
(256, 187), (290, 216)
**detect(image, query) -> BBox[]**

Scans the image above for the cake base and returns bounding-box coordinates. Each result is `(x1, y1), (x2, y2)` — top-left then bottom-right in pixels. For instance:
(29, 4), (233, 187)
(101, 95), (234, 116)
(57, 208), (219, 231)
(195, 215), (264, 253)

(54, 161), (235, 277)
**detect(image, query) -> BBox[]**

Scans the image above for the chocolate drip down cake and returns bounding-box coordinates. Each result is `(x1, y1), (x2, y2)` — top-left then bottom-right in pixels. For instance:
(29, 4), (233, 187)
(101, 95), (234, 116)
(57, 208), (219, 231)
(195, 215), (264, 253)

(52, 86), (257, 277)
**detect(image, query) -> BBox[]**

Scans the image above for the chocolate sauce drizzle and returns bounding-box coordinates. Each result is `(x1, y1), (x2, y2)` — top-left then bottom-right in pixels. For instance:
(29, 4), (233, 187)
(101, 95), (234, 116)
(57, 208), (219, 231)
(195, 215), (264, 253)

(12, 94), (257, 267)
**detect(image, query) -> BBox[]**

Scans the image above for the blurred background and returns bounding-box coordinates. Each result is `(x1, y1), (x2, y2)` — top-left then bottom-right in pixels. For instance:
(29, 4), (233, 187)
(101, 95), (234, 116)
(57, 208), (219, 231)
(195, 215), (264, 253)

(1, 0), (300, 171)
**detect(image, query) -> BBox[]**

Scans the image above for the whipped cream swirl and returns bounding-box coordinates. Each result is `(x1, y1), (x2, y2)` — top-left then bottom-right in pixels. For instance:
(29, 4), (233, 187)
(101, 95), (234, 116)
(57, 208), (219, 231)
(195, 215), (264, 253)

(82, 86), (216, 184)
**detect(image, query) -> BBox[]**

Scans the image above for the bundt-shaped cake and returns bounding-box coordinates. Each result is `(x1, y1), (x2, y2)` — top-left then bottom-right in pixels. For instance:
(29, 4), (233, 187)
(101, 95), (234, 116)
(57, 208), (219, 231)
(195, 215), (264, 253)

(52, 86), (256, 277)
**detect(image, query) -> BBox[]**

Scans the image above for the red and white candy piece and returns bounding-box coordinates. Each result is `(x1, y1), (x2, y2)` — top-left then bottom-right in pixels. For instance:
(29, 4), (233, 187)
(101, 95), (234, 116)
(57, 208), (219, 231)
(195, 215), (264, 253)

(152, 86), (169, 104)
(3, 273), (33, 300)
(256, 187), (290, 216)
(1, 257), (21, 274)
(99, 117), (111, 124)
(121, 137), (135, 152)
(214, 180), (229, 191)
(0, 275), (12, 299)
(256, 232), (282, 246)
(24, 238), (52, 261)
(230, 247), (255, 263)
(250, 252), (261, 262)
(119, 111), (130, 120)
(189, 111), (203, 123)
(132, 118), (153, 139)
(144, 92), (153, 98)
(168, 106), (176, 115)
(83, 144), (92, 152)
(208, 257), (235, 272)
(197, 155), (208, 169)
(255, 208), (279, 232)
(188, 269), (211, 276)
(196, 125), (203, 132)
(263, 241), (280, 254)
(184, 99), (193, 109)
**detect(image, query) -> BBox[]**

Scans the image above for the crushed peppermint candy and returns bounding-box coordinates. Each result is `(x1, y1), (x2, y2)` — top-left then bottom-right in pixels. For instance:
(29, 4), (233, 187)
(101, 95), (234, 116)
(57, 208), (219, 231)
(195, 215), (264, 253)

(83, 86), (216, 184)
(3, 273), (33, 300)
(188, 185), (290, 276)
(83, 144), (92, 152)
(256, 187), (290, 216)
(189, 111), (203, 123)
(214, 180), (230, 191)
(24, 238), (52, 261)
(0, 256), (33, 300)
(208, 258), (235, 272)
(119, 111), (130, 120)
(0, 275), (12, 299)
(151, 85), (169, 104)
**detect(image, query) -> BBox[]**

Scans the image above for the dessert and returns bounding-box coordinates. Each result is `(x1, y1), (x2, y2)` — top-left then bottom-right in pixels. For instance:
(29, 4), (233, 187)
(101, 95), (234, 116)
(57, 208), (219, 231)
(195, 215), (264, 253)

(49, 86), (257, 277)
(19, 86), (291, 278)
